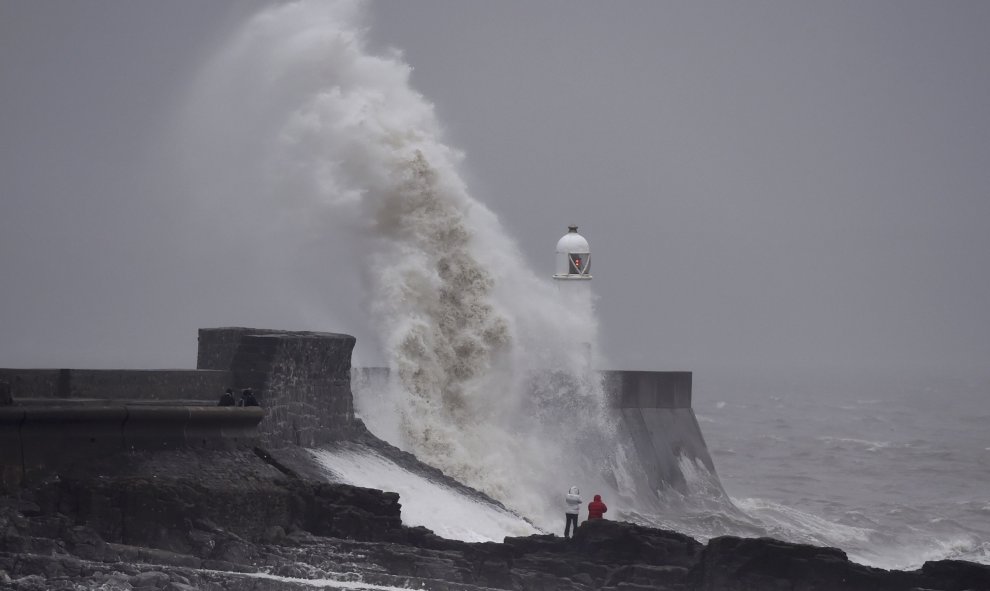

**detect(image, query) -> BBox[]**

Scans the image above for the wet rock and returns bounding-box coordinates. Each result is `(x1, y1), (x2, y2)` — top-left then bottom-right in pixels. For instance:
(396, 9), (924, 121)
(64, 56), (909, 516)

(691, 535), (899, 591)
(3, 455), (990, 591)
(100, 572), (134, 590)
(129, 571), (170, 589)
(15, 500), (41, 518)
(5, 574), (49, 591)
(512, 569), (568, 591)
(262, 524), (286, 543)
(272, 563), (308, 578)
(66, 524), (117, 562)
(573, 519), (703, 568)
(213, 538), (254, 564)
(603, 564), (690, 588)
(921, 559), (990, 590)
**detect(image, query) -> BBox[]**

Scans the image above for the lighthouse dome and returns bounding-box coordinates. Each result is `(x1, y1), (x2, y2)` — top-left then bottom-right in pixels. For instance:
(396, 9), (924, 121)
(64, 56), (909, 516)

(554, 225), (592, 279)
(556, 225), (590, 254)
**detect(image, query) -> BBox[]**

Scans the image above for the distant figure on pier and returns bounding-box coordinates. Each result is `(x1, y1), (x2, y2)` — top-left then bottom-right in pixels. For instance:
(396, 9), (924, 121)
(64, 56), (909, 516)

(218, 388), (236, 407)
(564, 485), (581, 538)
(238, 388), (260, 407)
(587, 494), (607, 520)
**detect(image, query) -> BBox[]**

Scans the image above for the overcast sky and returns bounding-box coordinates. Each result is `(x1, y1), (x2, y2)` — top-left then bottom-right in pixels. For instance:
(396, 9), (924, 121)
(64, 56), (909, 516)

(1, 1), (988, 376)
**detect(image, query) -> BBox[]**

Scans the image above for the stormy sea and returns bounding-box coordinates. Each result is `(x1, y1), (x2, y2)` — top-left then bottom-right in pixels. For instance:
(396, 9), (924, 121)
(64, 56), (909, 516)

(339, 369), (990, 573)
(692, 370), (990, 570)
(167, 0), (990, 579)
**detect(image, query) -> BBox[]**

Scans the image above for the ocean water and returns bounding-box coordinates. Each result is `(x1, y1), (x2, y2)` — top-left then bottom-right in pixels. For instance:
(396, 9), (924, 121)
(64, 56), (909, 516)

(343, 370), (988, 572)
(689, 370), (990, 570)
(338, 370), (989, 572)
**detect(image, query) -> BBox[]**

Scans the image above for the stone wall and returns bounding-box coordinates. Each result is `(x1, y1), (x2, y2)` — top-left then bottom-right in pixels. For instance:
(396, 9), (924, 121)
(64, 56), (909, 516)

(602, 370), (693, 408)
(600, 371), (718, 496)
(197, 327), (272, 371)
(0, 369), (230, 402)
(200, 328), (360, 447)
(0, 404), (263, 490)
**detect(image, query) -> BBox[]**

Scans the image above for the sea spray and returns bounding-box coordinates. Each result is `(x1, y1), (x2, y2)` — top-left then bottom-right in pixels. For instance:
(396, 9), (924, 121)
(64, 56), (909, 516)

(178, 0), (614, 526)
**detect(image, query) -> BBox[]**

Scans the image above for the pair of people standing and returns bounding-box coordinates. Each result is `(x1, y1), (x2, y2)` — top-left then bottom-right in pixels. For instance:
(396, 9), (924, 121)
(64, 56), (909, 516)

(217, 388), (259, 407)
(564, 486), (607, 538)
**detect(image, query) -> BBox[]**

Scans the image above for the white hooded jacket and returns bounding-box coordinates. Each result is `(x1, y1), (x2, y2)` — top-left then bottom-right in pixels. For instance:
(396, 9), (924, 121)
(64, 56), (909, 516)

(565, 486), (582, 515)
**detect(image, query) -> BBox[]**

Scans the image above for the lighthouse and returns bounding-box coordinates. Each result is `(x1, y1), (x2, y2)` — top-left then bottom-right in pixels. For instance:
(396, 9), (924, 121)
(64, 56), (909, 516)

(552, 224), (595, 377)
(553, 225), (592, 280)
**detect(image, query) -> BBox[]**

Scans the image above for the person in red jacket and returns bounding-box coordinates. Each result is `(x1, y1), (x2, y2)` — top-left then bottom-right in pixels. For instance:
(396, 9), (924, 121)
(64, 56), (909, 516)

(587, 494), (607, 520)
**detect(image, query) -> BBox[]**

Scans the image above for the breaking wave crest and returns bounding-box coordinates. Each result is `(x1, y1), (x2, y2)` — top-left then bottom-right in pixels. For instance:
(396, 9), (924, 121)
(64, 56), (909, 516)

(179, 0), (609, 527)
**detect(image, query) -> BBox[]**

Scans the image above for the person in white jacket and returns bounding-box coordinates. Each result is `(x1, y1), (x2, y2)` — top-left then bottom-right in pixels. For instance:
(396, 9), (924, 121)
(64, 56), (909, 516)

(564, 485), (582, 538)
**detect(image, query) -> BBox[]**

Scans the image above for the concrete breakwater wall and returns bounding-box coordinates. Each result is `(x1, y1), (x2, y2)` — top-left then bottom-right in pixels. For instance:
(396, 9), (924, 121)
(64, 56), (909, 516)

(603, 371), (719, 495)
(197, 327), (360, 447)
(1, 328), (362, 450)
(353, 367), (720, 495)
(2, 327), (720, 496)
(0, 404), (263, 488)
(1, 328), (361, 489)
(0, 369), (229, 402)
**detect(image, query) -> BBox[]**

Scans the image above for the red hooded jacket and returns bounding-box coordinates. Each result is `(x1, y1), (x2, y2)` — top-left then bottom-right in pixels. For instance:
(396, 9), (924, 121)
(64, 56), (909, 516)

(587, 495), (607, 520)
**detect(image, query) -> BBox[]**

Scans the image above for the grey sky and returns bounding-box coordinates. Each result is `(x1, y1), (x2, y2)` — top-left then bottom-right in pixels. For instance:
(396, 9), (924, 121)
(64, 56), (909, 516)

(2, 1), (988, 375)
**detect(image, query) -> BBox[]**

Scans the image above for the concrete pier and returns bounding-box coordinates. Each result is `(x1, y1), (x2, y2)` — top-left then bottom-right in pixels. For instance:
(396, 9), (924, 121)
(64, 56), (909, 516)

(2, 327), (721, 499)
(354, 367), (721, 495)
(0, 402), (263, 489)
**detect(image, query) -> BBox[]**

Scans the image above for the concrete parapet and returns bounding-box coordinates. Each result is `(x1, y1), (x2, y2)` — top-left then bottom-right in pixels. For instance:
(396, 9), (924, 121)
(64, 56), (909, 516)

(199, 327), (352, 373)
(123, 406), (188, 451)
(603, 370), (692, 409)
(198, 327), (264, 371)
(197, 327), (360, 446)
(230, 332), (357, 446)
(20, 406), (127, 467)
(123, 405), (263, 451)
(0, 408), (24, 488)
(0, 404), (263, 490)
(0, 369), (230, 401)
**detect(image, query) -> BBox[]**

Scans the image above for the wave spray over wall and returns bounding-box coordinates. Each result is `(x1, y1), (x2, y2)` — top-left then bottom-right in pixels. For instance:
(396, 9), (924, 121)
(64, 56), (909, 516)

(179, 0), (613, 527)
(177, 2), (990, 569)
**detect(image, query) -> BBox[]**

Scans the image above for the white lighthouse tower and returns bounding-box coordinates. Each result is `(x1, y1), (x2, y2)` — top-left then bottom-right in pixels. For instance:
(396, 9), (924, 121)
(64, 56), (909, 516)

(553, 225), (592, 281)
(552, 225), (595, 377)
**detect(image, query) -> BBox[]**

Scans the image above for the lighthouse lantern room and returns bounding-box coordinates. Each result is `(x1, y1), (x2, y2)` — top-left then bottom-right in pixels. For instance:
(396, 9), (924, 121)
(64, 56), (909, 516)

(553, 225), (592, 280)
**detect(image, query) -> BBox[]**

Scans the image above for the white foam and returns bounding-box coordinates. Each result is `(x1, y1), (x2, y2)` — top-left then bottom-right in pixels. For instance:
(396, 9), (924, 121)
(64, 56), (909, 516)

(202, 569), (415, 591)
(733, 497), (874, 547)
(310, 447), (540, 542)
(818, 436), (893, 451)
(183, 0), (612, 522)
(678, 456), (727, 499)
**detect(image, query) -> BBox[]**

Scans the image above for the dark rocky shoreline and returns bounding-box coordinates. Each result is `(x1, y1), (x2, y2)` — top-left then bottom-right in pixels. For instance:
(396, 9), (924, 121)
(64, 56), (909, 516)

(3, 329), (987, 589)
(1, 447), (987, 591)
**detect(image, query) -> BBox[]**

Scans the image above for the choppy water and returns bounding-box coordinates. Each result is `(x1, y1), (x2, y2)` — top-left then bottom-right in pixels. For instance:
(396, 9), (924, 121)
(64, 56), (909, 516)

(686, 370), (990, 570)
(345, 370), (989, 572)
